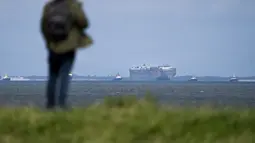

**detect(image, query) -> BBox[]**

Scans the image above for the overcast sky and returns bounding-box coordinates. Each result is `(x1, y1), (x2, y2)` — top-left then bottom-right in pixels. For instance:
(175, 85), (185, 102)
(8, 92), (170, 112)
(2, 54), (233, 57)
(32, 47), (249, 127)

(0, 0), (254, 76)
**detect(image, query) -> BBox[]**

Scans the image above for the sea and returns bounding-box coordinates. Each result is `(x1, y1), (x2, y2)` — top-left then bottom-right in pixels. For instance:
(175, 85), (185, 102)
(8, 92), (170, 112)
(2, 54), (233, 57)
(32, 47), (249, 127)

(0, 80), (255, 108)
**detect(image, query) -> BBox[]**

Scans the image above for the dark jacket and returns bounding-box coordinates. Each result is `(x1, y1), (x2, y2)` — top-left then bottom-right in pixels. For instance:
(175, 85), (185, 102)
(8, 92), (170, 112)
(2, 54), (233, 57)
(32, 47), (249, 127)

(40, 0), (93, 54)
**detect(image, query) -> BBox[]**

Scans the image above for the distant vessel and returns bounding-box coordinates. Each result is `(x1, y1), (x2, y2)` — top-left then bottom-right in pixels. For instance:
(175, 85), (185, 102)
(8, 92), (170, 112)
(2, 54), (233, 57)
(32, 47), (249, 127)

(1, 74), (11, 81)
(188, 76), (198, 82)
(113, 73), (122, 81)
(11, 76), (30, 81)
(129, 64), (176, 80)
(229, 74), (238, 82)
(69, 73), (73, 80)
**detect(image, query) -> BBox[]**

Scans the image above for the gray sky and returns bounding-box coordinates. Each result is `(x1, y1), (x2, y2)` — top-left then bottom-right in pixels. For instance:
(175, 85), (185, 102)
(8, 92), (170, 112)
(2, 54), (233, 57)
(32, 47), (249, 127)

(0, 0), (255, 76)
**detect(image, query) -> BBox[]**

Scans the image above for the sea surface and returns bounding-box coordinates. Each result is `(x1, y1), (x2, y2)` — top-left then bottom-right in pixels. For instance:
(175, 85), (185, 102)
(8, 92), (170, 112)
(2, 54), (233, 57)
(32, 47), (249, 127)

(0, 81), (255, 108)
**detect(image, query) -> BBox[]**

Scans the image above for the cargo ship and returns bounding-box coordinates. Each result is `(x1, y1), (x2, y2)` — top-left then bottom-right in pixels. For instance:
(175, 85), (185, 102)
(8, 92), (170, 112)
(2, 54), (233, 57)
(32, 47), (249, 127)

(129, 64), (176, 80)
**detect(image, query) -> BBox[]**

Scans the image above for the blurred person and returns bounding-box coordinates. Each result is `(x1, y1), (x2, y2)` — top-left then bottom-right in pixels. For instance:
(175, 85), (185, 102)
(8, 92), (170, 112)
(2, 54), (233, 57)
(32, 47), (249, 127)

(40, 0), (93, 109)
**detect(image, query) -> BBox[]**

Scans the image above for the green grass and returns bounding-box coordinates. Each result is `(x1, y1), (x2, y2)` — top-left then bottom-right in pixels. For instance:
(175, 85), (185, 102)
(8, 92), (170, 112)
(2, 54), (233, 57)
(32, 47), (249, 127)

(0, 95), (254, 143)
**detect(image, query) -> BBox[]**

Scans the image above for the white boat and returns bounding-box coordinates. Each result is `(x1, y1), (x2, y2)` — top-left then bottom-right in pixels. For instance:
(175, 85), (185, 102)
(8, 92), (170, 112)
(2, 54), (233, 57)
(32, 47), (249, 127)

(1, 74), (11, 81)
(113, 73), (122, 81)
(69, 73), (73, 80)
(229, 74), (238, 82)
(188, 76), (198, 82)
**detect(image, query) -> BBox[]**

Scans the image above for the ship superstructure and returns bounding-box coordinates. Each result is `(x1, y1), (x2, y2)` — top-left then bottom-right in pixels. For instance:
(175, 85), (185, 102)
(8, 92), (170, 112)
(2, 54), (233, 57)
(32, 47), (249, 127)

(129, 64), (176, 80)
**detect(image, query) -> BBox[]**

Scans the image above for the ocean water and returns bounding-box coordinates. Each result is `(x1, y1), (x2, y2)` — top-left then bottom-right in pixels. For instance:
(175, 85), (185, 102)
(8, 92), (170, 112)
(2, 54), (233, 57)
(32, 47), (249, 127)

(0, 81), (254, 108)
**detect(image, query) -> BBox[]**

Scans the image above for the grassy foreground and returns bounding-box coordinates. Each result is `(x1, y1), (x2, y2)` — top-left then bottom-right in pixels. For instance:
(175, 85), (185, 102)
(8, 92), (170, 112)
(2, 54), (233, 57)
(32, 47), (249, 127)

(0, 96), (255, 143)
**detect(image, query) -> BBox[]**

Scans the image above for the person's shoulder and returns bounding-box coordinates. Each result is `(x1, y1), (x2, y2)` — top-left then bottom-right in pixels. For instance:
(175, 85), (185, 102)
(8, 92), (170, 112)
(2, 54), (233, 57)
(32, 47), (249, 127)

(42, 0), (53, 10)
(44, 0), (53, 6)
(69, 0), (83, 8)
(69, 0), (84, 14)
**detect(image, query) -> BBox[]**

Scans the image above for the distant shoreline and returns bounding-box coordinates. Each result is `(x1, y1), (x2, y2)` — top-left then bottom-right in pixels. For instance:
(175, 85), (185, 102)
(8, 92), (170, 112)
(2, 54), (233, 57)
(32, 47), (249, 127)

(1, 75), (255, 82)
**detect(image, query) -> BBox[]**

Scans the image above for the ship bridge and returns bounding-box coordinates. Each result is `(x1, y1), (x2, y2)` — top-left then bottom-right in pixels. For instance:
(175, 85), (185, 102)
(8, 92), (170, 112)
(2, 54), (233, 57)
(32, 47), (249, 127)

(130, 64), (151, 70)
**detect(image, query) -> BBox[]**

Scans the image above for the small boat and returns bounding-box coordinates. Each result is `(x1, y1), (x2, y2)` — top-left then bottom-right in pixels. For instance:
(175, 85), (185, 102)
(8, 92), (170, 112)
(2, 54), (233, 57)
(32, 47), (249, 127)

(1, 74), (11, 81)
(188, 76), (198, 82)
(229, 74), (238, 82)
(69, 73), (73, 80)
(113, 73), (122, 81)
